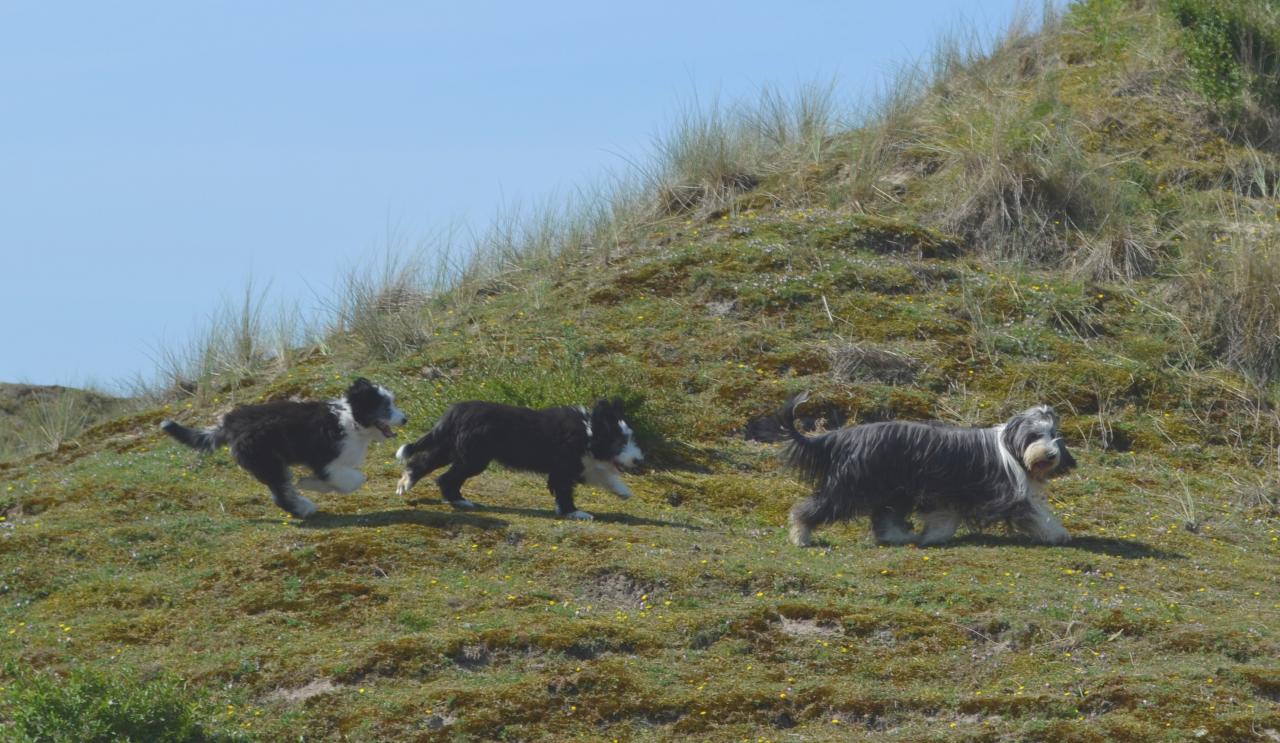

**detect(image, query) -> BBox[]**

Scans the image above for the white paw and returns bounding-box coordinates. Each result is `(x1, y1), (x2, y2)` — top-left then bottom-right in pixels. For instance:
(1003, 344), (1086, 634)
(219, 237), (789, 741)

(292, 496), (319, 519)
(613, 487), (633, 500)
(562, 510), (594, 521)
(327, 469), (366, 494)
(448, 498), (478, 510)
(1044, 529), (1071, 545)
(396, 473), (414, 497)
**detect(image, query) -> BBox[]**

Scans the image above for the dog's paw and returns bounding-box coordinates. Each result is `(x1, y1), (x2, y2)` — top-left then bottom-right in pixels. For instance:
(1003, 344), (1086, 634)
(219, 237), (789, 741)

(1045, 530), (1071, 545)
(291, 496), (319, 519)
(448, 498), (478, 510)
(396, 473), (414, 497)
(612, 487), (633, 500)
(562, 510), (594, 521)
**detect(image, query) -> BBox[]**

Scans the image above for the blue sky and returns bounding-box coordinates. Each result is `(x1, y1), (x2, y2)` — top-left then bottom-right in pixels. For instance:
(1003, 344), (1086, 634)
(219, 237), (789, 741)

(0, 1), (1033, 390)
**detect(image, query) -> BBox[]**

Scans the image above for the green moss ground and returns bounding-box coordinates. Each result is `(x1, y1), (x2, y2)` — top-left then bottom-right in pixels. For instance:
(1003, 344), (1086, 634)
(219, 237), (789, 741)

(5, 0), (1280, 738)
(3, 208), (1278, 741)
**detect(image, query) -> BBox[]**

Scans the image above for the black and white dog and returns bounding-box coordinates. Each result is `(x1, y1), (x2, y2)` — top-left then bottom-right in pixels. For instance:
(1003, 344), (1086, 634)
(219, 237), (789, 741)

(160, 378), (407, 518)
(778, 392), (1076, 547)
(394, 398), (643, 520)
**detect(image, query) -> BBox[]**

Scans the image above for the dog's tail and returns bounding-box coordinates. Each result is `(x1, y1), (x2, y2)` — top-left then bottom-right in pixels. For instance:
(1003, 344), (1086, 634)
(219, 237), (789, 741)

(159, 419), (225, 453)
(777, 391), (834, 486)
(395, 425), (441, 462)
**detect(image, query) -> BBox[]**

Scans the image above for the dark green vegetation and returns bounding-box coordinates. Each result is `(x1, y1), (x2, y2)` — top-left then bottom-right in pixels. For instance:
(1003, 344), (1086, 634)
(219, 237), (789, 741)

(3, 1), (1279, 740)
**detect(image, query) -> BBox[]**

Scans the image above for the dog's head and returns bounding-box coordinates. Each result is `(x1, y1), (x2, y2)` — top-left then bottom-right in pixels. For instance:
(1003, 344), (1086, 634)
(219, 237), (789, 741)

(588, 397), (644, 469)
(345, 378), (407, 439)
(1001, 404), (1076, 482)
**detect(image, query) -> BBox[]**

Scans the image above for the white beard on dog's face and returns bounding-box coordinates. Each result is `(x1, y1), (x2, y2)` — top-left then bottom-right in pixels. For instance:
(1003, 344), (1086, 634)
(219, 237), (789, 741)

(612, 420), (644, 468)
(1022, 438), (1062, 481)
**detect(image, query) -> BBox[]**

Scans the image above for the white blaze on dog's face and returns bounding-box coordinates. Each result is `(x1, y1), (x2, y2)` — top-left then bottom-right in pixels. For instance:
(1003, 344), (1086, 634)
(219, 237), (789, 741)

(1001, 405), (1076, 482)
(614, 420), (643, 468)
(588, 397), (644, 469)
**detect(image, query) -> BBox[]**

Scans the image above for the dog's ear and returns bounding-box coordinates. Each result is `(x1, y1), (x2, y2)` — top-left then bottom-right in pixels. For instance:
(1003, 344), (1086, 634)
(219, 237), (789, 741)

(346, 377), (378, 404)
(1058, 440), (1078, 473)
(591, 398), (623, 431)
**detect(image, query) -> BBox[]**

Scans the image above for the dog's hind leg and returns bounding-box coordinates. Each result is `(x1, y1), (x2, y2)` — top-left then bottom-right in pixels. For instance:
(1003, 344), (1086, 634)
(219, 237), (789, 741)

(788, 495), (830, 546)
(396, 447), (450, 497)
(233, 447), (318, 518)
(871, 505), (916, 545)
(435, 459), (489, 509)
(549, 472), (591, 520)
(239, 455), (317, 519)
(917, 509), (959, 546)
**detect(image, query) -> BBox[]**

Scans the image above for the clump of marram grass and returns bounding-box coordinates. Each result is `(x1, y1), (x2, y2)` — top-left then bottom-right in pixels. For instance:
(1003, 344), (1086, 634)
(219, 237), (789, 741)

(650, 97), (763, 218)
(826, 342), (920, 385)
(327, 248), (437, 361)
(921, 91), (1156, 270)
(0, 384), (129, 461)
(832, 64), (931, 210)
(1176, 183), (1280, 384)
(648, 82), (840, 217)
(146, 281), (315, 404)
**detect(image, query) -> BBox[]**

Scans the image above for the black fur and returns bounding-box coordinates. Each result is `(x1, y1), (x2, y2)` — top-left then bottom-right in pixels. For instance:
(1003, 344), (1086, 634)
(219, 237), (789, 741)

(395, 397), (643, 520)
(160, 378), (405, 518)
(777, 392), (1076, 546)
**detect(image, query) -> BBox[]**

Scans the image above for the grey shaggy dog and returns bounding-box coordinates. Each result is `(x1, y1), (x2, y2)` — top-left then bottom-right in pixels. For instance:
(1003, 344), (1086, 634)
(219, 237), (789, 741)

(778, 392), (1076, 547)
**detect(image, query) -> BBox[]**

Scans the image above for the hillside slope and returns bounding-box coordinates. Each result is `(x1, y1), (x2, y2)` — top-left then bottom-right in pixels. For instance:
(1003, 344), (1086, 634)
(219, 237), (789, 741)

(0, 384), (124, 462)
(3, 1), (1279, 741)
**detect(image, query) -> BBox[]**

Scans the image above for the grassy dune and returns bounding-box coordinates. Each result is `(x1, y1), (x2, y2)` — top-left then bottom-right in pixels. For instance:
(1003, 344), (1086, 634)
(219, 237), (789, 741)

(3, 1), (1280, 740)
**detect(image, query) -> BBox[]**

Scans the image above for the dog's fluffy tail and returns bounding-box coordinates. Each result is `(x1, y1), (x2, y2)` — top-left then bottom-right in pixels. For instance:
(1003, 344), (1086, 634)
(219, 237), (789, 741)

(159, 420), (225, 452)
(395, 426), (440, 462)
(777, 391), (833, 487)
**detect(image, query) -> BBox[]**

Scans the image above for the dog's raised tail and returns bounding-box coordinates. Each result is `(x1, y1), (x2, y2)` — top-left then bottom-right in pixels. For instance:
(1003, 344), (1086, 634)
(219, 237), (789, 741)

(159, 420), (225, 452)
(776, 391), (832, 486)
(395, 428), (438, 463)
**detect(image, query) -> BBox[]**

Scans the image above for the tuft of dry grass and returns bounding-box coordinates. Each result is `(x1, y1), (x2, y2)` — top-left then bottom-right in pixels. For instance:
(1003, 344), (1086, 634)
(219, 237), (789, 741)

(145, 281), (317, 404)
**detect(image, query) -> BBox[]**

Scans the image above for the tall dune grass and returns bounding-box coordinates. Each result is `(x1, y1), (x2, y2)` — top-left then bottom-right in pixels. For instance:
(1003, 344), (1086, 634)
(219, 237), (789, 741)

(122, 0), (1280, 407)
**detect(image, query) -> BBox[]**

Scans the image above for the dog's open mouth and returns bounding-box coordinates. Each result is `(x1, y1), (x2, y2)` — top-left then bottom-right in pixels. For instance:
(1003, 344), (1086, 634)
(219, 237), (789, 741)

(377, 422), (396, 438)
(1030, 460), (1055, 478)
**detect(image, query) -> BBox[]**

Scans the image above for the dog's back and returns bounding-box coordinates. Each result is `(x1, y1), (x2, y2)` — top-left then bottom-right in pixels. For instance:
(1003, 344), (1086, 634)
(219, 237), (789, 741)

(218, 400), (343, 466)
(398, 401), (587, 473)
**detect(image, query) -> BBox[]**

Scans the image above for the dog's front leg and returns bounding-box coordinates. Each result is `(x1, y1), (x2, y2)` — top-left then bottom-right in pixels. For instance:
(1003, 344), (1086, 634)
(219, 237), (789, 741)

(601, 471), (633, 500)
(581, 459), (632, 500)
(1011, 496), (1071, 545)
(549, 473), (592, 520)
(297, 476), (338, 493)
(319, 467), (367, 494)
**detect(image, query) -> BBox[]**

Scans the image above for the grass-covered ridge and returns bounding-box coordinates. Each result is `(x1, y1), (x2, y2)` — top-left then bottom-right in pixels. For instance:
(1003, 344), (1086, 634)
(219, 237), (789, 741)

(3, 1), (1280, 740)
